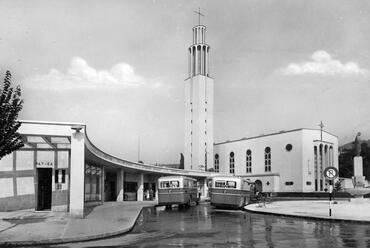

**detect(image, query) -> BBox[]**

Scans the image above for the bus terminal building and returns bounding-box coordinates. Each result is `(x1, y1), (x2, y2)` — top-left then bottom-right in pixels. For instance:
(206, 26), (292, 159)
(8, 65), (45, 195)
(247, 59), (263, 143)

(0, 121), (212, 217)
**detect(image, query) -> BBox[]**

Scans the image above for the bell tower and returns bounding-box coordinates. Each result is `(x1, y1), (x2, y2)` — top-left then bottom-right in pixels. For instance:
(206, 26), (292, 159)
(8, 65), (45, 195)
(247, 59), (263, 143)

(184, 11), (214, 171)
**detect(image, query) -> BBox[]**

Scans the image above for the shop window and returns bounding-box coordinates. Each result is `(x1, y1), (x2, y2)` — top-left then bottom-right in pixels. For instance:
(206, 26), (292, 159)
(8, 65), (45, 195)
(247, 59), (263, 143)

(55, 169), (66, 184)
(84, 164), (102, 202)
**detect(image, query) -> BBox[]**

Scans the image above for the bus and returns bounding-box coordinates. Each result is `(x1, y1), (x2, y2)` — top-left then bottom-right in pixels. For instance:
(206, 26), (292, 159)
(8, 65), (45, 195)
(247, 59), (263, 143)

(209, 176), (252, 209)
(158, 176), (199, 208)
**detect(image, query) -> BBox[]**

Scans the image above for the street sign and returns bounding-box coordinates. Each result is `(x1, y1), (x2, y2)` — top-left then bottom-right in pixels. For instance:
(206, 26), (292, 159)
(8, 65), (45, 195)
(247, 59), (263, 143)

(323, 167), (338, 217)
(323, 167), (338, 180)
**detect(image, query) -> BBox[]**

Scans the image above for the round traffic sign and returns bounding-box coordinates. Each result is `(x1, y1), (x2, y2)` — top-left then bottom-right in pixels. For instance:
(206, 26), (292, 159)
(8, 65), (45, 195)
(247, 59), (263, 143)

(323, 167), (338, 180)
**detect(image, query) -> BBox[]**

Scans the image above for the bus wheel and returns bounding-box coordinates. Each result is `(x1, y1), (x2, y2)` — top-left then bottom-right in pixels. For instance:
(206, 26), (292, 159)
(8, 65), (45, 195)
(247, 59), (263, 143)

(189, 200), (196, 207)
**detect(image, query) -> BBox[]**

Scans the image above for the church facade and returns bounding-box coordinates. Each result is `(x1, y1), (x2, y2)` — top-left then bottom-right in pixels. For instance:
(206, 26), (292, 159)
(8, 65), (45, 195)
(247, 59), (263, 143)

(214, 129), (338, 192)
(183, 22), (339, 193)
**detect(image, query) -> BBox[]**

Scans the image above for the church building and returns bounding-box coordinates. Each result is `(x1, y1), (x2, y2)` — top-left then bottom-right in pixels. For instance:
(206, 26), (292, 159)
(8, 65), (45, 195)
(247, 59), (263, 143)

(214, 129), (338, 193)
(183, 19), (339, 193)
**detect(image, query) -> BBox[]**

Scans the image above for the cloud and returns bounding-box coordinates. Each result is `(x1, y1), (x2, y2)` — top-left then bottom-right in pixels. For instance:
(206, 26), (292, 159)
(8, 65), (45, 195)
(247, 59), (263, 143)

(279, 50), (368, 76)
(25, 57), (162, 90)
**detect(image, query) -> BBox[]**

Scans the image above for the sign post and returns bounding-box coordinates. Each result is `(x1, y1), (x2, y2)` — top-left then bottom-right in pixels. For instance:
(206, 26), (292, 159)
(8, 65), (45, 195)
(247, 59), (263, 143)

(323, 167), (339, 217)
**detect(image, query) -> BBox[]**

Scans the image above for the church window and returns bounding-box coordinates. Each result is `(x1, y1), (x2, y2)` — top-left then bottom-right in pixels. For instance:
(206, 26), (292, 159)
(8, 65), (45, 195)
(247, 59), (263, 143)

(314, 146), (318, 191)
(229, 152), (235, 174)
(214, 154), (219, 173)
(264, 147), (271, 172)
(285, 144), (293, 151)
(205, 152), (207, 169)
(246, 149), (252, 173)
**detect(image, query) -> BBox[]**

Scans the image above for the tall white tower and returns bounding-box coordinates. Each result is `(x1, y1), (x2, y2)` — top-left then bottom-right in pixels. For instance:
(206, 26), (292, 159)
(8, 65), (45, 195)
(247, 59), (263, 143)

(184, 23), (214, 171)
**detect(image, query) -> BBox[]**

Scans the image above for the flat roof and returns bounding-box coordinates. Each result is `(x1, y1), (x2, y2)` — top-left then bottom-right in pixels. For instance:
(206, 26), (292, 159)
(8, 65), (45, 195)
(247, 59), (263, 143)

(214, 128), (337, 146)
(19, 120), (85, 126)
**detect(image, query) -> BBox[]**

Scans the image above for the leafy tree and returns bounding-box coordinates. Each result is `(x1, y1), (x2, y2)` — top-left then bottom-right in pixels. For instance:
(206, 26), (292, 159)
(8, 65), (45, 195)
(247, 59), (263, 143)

(179, 153), (184, 169)
(0, 71), (24, 159)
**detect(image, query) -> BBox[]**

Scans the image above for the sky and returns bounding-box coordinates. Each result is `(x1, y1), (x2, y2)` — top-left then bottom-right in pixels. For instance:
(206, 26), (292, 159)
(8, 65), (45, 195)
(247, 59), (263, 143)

(0, 0), (369, 164)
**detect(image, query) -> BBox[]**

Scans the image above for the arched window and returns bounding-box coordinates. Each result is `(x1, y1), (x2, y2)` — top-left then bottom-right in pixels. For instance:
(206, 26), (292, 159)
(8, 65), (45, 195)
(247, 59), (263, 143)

(314, 146), (318, 191)
(214, 154), (219, 173)
(246, 150), (252, 173)
(229, 152), (235, 174)
(264, 147), (271, 172)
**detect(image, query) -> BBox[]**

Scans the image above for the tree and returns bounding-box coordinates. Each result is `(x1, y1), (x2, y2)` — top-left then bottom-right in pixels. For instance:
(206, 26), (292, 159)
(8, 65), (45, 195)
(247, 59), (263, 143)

(179, 153), (184, 169)
(0, 71), (24, 159)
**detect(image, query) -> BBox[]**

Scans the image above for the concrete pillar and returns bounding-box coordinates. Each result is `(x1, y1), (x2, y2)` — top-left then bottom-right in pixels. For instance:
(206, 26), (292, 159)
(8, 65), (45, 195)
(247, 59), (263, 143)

(116, 169), (124, 201)
(201, 45), (204, 75)
(137, 173), (144, 201)
(203, 178), (208, 199)
(70, 130), (85, 218)
(155, 180), (159, 201)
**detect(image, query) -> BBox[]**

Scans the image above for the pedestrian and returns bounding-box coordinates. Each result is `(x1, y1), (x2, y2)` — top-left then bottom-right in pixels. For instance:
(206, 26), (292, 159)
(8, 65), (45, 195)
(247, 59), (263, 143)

(149, 188), (153, 200)
(145, 190), (150, 200)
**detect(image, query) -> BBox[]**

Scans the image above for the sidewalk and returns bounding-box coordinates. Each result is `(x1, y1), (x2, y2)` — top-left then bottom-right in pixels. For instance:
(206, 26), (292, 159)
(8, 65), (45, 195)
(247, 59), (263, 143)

(245, 200), (370, 223)
(0, 201), (157, 246)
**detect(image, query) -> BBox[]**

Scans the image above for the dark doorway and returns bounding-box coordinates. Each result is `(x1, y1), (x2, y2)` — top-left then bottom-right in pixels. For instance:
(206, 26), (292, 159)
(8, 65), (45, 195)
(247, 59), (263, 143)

(37, 168), (52, 211)
(104, 171), (117, 201)
(124, 182), (137, 201)
(255, 180), (263, 193)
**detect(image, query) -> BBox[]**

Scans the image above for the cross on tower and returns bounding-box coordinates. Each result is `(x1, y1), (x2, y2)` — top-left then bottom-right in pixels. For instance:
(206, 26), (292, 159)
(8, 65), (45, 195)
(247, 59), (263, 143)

(194, 7), (204, 25)
(318, 121), (325, 141)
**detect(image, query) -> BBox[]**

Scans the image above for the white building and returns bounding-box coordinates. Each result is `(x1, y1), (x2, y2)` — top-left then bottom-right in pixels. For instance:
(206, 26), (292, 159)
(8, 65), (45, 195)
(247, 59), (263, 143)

(184, 24), (214, 171)
(213, 129), (338, 193)
(0, 121), (212, 216)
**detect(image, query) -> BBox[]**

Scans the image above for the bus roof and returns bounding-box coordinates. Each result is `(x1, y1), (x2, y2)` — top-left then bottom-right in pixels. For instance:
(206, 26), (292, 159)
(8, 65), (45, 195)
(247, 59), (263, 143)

(211, 175), (249, 182)
(158, 175), (197, 181)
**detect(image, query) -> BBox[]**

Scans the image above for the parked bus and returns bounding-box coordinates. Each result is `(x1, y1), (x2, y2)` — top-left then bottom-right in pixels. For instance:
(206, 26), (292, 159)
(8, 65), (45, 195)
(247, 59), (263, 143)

(209, 176), (252, 209)
(158, 176), (199, 208)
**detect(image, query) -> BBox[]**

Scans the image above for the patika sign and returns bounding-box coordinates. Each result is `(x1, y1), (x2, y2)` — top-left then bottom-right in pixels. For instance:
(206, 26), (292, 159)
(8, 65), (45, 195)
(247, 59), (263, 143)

(35, 161), (54, 168)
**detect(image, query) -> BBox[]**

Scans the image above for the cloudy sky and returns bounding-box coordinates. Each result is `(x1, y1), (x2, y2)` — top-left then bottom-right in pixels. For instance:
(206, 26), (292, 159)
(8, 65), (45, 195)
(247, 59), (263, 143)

(1, 0), (369, 164)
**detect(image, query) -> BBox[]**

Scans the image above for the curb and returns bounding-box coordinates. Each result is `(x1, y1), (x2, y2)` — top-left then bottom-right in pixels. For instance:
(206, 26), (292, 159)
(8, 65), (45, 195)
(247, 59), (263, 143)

(0, 206), (151, 247)
(244, 205), (370, 224)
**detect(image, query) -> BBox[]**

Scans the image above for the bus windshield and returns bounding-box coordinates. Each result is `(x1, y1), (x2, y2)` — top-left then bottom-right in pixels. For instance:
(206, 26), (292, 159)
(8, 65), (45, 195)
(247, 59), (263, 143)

(215, 180), (237, 188)
(160, 180), (180, 188)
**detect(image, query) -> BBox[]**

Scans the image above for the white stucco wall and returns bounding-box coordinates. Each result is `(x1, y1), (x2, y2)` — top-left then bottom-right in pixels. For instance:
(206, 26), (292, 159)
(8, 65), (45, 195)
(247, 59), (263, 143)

(184, 75), (214, 171)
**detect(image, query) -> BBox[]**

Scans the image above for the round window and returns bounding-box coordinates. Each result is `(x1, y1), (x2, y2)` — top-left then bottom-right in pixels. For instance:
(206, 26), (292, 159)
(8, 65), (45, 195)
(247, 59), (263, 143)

(286, 144), (293, 151)
(266, 181), (270, 186)
(230, 152), (234, 157)
(246, 149), (251, 155)
(215, 154), (219, 159)
(265, 147), (271, 153)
